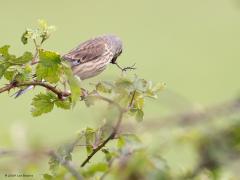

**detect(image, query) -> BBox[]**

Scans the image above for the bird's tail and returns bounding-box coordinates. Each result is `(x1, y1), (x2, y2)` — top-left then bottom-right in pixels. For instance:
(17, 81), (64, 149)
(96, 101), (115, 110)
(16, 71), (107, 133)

(12, 85), (34, 98)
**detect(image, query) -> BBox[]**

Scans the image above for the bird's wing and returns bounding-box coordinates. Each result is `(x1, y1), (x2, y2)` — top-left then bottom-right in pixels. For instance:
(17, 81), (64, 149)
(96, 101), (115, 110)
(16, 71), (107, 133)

(62, 37), (107, 64)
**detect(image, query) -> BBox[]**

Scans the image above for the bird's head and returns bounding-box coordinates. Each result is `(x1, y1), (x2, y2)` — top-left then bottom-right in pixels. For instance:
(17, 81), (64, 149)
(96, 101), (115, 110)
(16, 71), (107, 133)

(107, 35), (123, 63)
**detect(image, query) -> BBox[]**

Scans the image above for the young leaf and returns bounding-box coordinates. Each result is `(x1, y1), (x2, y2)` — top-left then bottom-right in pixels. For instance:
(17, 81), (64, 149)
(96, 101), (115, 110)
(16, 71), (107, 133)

(31, 92), (56, 116)
(152, 82), (165, 93)
(4, 70), (16, 81)
(0, 65), (5, 79)
(43, 174), (54, 180)
(84, 127), (95, 155)
(48, 155), (60, 176)
(0, 64), (9, 79)
(36, 50), (61, 83)
(21, 31), (29, 45)
(63, 65), (81, 106)
(96, 81), (112, 93)
(115, 77), (134, 91)
(117, 136), (126, 149)
(0, 45), (10, 57)
(55, 98), (71, 110)
(133, 77), (148, 92)
(9, 51), (33, 65)
(82, 162), (108, 177)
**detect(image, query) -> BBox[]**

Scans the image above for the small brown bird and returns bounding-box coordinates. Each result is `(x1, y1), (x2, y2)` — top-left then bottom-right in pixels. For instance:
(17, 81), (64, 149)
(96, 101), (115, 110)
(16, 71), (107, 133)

(62, 35), (123, 80)
(14, 35), (124, 97)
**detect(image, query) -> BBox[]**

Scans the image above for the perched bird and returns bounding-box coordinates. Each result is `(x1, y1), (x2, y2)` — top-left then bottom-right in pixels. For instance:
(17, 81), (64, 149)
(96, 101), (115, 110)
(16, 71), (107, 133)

(62, 34), (123, 80)
(14, 35), (124, 97)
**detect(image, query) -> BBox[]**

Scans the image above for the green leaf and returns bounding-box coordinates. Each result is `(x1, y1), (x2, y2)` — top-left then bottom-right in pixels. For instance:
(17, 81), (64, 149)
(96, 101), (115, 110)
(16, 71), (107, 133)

(21, 31), (29, 45)
(134, 93), (144, 109)
(152, 82), (165, 93)
(117, 136), (126, 149)
(55, 98), (71, 109)
(0, 63), (10, 79)
(82, 162), (108, 177)
(4, 70), (16, 81)
(31, 92), (56, 116)
(0, 45), (10, 57)
(36, 50), (61, 83)
(9, 51), (33, 65)
(115, 77), (134, 91)
(43, 174), (53, 180)
(48, 155), (60, 176)
(84, 127), (95, 155)
(96, 81), (112, 93)
(0, 64), (6, 79)
(38, 19), (56, 43)
(63, 65), (81, 106)
(102, 148), (118, 162)
(133, 77), (148, 92)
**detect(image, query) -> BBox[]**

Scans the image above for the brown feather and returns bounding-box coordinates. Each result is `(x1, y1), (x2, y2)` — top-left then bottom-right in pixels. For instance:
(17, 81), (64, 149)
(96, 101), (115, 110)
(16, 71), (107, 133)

(62, 37), (107, 64)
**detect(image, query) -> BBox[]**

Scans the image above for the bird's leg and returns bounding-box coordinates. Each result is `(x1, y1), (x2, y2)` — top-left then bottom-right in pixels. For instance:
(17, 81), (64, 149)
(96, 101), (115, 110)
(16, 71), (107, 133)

(112, 62), (136, 72)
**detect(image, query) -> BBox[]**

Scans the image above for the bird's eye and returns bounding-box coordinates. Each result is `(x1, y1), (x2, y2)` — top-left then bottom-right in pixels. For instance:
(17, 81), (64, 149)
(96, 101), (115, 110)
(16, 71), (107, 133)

(77, 60), (81, 63)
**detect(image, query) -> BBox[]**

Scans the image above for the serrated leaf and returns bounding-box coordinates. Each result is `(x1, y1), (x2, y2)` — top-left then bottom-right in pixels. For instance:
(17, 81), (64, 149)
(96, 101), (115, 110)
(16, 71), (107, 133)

(55, 98), (71, 109)
(0, 63), (10, 79)
(0, 64), (6, 79)
(9, 51), (33, 65)
(48, 156), (60, 176)
(82, 162), (108, 177)
(36, 50), (61, 83)
(21, 31), (29, 45)
(96, 82), (112, 93)
(4, 70), (16, 81)
(85, 127), (95, 155)
(0, 45), (10, 57)
(31, 92), (56, 116)
(63, 66), (81, 106)
(115, 77), (134, 90)
(38, 19), (56, 43)
(134, 95), (144, 110)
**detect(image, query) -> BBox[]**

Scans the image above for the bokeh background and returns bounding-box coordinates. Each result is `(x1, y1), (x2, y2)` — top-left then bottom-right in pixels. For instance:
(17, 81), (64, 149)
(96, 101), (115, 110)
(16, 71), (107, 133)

(1, 0), (240, 179)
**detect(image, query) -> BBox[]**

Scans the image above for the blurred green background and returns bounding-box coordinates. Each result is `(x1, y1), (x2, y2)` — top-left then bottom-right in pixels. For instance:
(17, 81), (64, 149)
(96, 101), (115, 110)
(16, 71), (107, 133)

(1, 0), (240, 178)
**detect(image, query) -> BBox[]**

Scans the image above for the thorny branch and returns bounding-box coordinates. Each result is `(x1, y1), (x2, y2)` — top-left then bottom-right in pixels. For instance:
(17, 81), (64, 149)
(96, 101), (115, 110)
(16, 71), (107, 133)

(80, 91), (136, 167)
(0, 81), (70, 99)
(113, 62), (136, 72)
(0, 79), (137, 168)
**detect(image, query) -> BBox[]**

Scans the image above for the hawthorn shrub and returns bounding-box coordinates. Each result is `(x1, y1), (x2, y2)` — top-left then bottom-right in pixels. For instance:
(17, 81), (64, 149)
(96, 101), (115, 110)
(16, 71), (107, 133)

(0, 21), (167, 180)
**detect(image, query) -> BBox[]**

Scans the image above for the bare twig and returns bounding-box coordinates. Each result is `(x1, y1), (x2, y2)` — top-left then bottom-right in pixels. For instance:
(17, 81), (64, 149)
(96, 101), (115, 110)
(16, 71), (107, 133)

(113, 62), (136, 72)
(80, 91), (136, 167)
